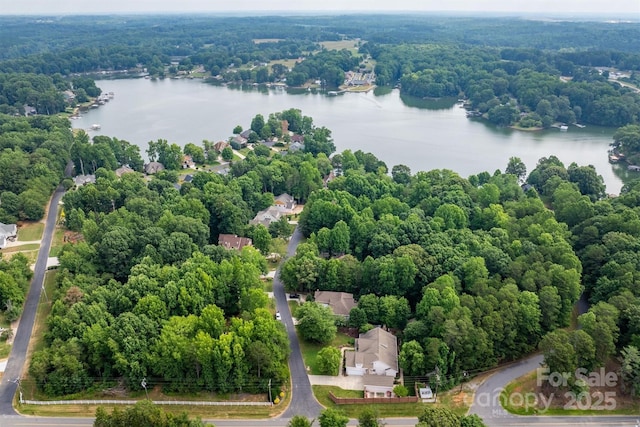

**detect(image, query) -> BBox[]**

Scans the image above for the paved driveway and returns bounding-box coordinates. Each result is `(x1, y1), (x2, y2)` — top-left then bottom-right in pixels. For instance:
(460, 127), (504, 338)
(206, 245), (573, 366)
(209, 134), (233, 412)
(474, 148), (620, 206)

(308, 374), (363, 390)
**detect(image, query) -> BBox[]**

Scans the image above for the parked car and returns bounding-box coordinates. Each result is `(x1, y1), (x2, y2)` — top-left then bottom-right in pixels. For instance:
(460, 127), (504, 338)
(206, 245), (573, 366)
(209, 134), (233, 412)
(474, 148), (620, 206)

(275, 311), (282, 320)
(289, 293), (300, 299)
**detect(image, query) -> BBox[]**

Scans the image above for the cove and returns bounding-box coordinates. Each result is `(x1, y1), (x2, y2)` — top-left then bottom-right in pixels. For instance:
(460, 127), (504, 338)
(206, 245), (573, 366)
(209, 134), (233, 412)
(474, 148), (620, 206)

(74, 78), (629, 194)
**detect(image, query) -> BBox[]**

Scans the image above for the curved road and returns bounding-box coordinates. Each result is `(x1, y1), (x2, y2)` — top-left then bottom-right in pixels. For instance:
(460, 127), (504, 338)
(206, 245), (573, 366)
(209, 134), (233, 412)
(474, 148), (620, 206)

(470, 354), (640, 426)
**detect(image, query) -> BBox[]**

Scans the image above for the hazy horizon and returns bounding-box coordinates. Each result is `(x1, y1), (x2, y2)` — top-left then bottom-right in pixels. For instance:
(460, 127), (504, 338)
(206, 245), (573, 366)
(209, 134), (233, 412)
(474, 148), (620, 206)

(1, 0), (638, 17)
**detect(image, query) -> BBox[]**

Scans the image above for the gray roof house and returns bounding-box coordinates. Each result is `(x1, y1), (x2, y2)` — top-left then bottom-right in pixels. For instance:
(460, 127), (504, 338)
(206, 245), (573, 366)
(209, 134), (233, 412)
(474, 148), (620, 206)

(289, 141), (304, 152)
(274, 193), (296, 213)
(73, 174), (96, 186)
(0, 223), (18, 249)
(115, 166), (135, 177)
(250, 206), (282, 228)
(314, 291), (357, 318)
(144, 162), (165, 175)
(345, 327), (398, 377)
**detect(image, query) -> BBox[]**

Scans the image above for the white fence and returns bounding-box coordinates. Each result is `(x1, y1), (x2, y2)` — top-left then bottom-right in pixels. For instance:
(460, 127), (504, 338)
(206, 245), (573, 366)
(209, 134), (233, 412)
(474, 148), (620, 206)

(21, 399), (272, 406)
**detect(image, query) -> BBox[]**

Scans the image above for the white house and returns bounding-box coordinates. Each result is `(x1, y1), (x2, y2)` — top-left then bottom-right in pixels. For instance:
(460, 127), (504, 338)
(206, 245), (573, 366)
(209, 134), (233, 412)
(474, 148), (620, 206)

(345, 327), (398, 377)
(363, 374), (396, 398)
(0, 223), (18, 249)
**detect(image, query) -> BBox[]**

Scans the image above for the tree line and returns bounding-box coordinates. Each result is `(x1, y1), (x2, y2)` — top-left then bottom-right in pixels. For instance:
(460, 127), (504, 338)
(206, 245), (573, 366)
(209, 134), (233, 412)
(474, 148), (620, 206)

(366, 43), (640, 128)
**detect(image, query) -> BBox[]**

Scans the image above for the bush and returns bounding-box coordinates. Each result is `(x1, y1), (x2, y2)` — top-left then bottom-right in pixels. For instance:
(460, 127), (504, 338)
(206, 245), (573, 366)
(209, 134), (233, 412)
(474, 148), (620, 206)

(393, 384), (408, 397)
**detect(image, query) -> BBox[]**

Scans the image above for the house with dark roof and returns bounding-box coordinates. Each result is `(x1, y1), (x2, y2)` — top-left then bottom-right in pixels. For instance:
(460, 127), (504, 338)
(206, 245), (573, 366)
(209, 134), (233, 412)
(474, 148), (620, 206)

(345, 327), (398, 377)
(240, 129), (252, 139)
(314, 291), (357, 318)
(218, 234), (253, 251)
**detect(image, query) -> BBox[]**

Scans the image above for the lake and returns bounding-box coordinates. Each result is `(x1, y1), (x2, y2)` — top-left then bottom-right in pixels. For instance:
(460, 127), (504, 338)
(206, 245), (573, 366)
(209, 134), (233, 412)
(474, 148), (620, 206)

(74, 78), (630, 194)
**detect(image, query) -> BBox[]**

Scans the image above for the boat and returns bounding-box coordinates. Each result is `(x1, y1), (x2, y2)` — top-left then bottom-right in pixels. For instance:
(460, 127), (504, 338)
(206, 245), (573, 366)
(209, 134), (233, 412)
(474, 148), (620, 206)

(559, 125), (568, 131)
(90, 124), (101, 130)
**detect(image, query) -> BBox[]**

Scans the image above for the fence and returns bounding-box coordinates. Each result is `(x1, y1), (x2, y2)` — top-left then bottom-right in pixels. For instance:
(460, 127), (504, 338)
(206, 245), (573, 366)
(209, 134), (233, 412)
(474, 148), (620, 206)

(21, 399), (272, 406)
(327, 392), (418, 405)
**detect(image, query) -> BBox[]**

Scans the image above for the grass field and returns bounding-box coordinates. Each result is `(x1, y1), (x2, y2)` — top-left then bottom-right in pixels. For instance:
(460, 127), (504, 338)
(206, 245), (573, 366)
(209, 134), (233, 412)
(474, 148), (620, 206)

(320, 40), (360, 54)
(501, 370), (640, 416)
(312, 385), (471, 418)
(17, 222), (44, 241)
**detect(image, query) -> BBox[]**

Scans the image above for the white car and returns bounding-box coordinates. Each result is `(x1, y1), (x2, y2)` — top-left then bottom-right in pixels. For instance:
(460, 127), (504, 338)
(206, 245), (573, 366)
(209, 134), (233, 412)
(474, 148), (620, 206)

(275, 311), (282, 321)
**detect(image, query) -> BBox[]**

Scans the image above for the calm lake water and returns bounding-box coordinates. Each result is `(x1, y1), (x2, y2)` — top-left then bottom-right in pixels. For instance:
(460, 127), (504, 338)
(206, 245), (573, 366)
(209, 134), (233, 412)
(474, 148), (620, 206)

(74, 78), (630, 194)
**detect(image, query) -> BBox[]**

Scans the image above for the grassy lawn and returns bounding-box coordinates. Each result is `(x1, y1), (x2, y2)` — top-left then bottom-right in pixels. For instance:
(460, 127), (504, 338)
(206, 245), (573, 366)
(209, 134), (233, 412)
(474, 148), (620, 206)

(268, 59), (298, 69)
(17, 222), (44, 241)
(49, 228), (65, 257)
(1, 244), (40, 252)
(18, 402), (285, 419)
(1, 247), (39, 266)
(312, 385), (470, 418)
(263, 278), (274, 292)
(298, 331), (354, 375)
(501, 370), (640, 416)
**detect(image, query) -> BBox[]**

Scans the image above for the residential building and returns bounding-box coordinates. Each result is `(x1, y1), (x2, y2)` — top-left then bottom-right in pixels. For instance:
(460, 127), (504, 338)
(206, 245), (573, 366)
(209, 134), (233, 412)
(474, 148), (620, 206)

(345, 327), (398, 377)
(230, 135), (247, 150)
(144, 162), (165, 175)
(182, 155), (196, 169)
(0, 223), (17, 249)
(213, 141), (229, 153)
(73, 174), (96, 186)
(218, 234), (253, 251)
(250, 206), (282, 228)
(314, 291), (357, 318)
(274, 193), (296, 213)
(115, 166), (135, 177)
(363, 374), (396, 398)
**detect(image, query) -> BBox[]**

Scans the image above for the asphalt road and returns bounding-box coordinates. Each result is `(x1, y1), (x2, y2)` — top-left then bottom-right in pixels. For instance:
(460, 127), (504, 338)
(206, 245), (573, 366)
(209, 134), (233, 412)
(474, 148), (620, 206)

(0, 186), (65, 416)
(275, 227), (324, 420)
(470, 354), (640, 426)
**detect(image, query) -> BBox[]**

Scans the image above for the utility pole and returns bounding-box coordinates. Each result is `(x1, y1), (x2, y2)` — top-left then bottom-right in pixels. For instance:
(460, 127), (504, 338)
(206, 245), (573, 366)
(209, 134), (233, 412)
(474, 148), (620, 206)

(268, 379), (272, 404)
(434, 366), (440, 403)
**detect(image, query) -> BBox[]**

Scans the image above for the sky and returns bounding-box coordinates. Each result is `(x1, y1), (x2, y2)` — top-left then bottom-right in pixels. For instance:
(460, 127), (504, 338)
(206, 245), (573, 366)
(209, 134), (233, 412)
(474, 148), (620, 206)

(1, 0), (638, 16)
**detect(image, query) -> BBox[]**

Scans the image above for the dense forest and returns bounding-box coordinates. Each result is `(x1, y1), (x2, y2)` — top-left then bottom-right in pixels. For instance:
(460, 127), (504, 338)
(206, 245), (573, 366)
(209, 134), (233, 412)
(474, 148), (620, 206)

(0, 13), (638, 401)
